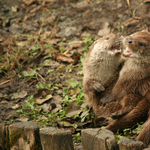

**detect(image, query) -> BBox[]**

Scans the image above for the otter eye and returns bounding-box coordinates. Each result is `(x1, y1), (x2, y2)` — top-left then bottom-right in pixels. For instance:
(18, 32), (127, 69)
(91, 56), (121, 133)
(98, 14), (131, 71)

(106, 37), (109, 40)
(139, 43), (143, 46)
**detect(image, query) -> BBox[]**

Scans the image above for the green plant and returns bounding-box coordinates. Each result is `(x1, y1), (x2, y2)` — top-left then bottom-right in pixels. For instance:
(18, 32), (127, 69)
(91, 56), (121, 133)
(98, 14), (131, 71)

(118, 22), (124, 33)
(47, 69), (54, 74)
(132, 123), (143, 134)
(36, 83), (59, 91)
(16, 96), (41, 120)
(83, 34), (94, 51)
(69, 79), (79, 88)
(73, 133), (81, 143)
(66, 65), (74, 73)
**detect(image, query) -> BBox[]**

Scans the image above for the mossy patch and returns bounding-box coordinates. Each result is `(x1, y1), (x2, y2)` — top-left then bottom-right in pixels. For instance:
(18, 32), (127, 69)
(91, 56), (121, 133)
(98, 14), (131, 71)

(9, 130), (21, 147)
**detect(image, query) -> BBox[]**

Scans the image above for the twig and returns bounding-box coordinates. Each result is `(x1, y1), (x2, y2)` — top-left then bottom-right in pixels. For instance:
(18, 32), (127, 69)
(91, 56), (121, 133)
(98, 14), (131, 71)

(34, 40), (45, 59)
(28, 68), (45, 82)
(0, 79), (11, 86)
(126, 0), (130, 8)
(49, 13), (61, 39)
(36, 72), (45, 82)
(11, 49), (21, 70)
(133, 2), (143, 17)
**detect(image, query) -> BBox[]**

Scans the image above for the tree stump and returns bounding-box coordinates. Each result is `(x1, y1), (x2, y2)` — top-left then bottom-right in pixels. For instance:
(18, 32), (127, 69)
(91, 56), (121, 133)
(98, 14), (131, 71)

(40, 127), (74, 150)
(82, 128), (118, 150)
(9, 122), (41, 150)
(119, 137), (144, 150)
(0, 123), (6, 150)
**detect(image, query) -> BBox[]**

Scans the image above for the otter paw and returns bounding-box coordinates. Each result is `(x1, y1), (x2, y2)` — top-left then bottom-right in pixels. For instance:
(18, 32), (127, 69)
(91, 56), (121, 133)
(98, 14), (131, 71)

(95, 116), (112, 126)
(99, 94), (115, 106)
(92, 82), (105, 92)
(110, 112), (119, 119)
(110, 111), (126, 119)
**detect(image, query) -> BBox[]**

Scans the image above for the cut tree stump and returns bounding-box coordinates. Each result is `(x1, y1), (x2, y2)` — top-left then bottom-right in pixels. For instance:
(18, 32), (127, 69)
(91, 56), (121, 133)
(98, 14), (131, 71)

(9, 122), (42, 150)
(40, 127), (74, 150)
(82, 128), (118, 150)
(119, 137), (144, 150)
(0, 123), (6, 150)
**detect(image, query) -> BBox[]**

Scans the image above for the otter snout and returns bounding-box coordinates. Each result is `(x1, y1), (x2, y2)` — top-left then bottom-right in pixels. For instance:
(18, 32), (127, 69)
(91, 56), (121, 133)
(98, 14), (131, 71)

(126, 38), (132, 44)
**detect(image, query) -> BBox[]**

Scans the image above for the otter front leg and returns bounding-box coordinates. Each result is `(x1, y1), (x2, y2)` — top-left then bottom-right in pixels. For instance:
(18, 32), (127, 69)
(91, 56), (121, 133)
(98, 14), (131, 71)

(110, 94), (142, 119)
(105, 98), (149, 133)
(111, 106), (133, 119)
(87, 79), (105, 92)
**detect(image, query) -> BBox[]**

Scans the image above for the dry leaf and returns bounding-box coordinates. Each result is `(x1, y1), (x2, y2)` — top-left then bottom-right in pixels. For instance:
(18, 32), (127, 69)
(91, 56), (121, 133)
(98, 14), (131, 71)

(2, 18), (10, 27)
(53, 53), (74, 63)
(58, 121), (73, 127)
(34, 89), (51, 98)
(16, 41), (29, 47)
(36, 94), (52, 104)
(16, 117), (29, 122)
(71, 52), (81, 65)
(43, 59), (60, 67)
(11, 91), (27, 99)
(30, 5), (42, 13)
(12, 104), (20, 109)
(66, 110), (82, 117)
(23, 16), (29, 22)
(43, 103), (50, 112)
(0, 44), (4, 55)
(49, 103), (56, 110)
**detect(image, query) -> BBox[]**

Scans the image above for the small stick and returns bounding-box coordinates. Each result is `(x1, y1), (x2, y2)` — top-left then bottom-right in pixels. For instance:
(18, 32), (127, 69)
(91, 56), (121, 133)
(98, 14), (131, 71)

(28, 68), (45, 82)
(11, 49), (21, 70)
(0, 79), (11, 86)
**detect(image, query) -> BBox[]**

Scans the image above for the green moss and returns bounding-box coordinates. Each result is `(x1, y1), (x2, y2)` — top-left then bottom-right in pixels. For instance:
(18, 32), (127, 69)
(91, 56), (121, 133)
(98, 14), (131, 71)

(5, 129), (10, 150)
(9, 130), (21, 147)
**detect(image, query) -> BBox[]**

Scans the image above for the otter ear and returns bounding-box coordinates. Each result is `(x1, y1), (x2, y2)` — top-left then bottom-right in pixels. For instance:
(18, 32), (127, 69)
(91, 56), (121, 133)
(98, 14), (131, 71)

(141, 30), (150, 36)
(141, 29), (149, 33)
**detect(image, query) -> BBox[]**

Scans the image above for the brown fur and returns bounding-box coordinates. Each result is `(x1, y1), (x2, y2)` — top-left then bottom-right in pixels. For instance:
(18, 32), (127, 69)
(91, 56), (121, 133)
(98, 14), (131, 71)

(94, 93), (145, 126)
(136, 114), (150, 147)
(105, 31), (150, 139)
(83, 33), (125, 115)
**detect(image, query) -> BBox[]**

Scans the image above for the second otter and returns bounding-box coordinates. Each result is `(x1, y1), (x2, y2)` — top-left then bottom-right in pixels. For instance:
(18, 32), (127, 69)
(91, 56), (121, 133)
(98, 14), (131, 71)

(105, 31), (150, 138)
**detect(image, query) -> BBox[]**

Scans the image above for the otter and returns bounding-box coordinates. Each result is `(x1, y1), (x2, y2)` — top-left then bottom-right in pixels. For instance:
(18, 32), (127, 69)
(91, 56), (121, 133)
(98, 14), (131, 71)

(83, 33), (125, 116)
(105, 31), (150, 138)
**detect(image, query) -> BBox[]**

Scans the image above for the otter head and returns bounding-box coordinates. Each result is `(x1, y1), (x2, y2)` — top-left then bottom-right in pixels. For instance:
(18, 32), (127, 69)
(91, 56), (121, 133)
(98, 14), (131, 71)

(101, 33), (124, 55)
(91, 33), (124, 58)
(123, 30), (150, 61)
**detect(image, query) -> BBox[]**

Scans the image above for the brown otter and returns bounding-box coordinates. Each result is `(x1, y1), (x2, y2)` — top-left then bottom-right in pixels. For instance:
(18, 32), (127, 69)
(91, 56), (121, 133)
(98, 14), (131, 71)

(105, 30), (150, 137)
(83, 33), (125, 116)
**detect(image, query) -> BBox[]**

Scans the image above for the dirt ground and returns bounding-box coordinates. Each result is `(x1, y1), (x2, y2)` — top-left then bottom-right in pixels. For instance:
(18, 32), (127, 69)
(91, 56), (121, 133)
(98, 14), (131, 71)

(0, 0), (150, 148)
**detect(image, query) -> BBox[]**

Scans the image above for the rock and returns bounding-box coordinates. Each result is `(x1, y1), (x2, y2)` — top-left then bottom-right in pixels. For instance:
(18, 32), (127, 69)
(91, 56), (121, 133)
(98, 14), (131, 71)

(119, 137), (144, 150)
(40, 127), (74, 150)
(82, 128), (118, 150)
(9, 122), (42, 150)
(0, 123), (6, 150)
